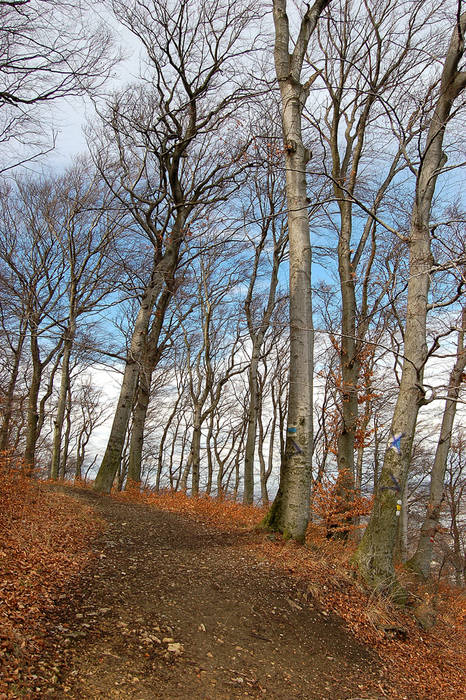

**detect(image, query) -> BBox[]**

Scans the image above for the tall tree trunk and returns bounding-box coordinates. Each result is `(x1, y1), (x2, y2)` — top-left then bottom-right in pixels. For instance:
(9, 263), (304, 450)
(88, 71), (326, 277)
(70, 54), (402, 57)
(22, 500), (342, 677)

(155, 392), (183, 491)
(24, 332), (41, 471)
(262, 0), (329, 541)
(205, 414), (214, 496)
(243, 349), (260, 504)
(336, 205), (359, 485)
(408, 307), (466, 578)
(0, 321), (27, 454)
(126, 372), (149, 487)
(189, 406), (202, 496)
(125, 287), (171, 489)
(50, 326), (74, 479)
(94, 234), (182, 493)
(61, 387), (72, 480)
(353, 13), (466, 592)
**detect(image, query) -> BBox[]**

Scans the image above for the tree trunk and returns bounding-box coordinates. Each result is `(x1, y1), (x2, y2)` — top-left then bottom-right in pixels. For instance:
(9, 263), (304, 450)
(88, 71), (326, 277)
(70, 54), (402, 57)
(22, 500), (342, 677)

(24, 331), (42, 471)
(336, 205), (359, 486)
(408, 307), (466, 578)
(353, 13), (466, 592)
(243, 349), (260, 504)
(126, 286), (171, 489)
(0, 322), (27, 454)
(262, 0), (329, 541)
(189, 406), (202, 496)
(62, 388), (72, 480)
(50, 328), (74, 479)
(205, 414), (214, 496)
(126, 371), (149, 487)
(94, 255), (167, 493)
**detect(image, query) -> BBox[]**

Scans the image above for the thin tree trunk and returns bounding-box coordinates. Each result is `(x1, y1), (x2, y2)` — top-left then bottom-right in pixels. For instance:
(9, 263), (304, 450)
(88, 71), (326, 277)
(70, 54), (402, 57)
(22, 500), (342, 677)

(205, 414), (214, 496)
(0, 322), (27, 453)
(50, 328), (74, 479)
(189, 407), (202, 496)
(243, 350), (260, 503)
(155, 392), (183, 491)
(24, 330), (42, 470)
(408, 307), (466, 578)
(61, 386), (72, 480)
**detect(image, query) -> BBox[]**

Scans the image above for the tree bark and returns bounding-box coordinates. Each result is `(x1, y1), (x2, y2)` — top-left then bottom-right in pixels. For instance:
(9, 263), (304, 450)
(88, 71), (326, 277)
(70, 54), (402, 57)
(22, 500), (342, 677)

(94, 236), (181, 493)
(262, 0), (329, 541)
(408, 307), (466, 578)
(50, 326), (74, 479)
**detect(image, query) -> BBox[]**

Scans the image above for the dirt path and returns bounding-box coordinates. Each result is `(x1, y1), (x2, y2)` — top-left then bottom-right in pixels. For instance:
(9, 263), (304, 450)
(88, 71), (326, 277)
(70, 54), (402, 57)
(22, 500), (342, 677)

(39, 489), (383, 699)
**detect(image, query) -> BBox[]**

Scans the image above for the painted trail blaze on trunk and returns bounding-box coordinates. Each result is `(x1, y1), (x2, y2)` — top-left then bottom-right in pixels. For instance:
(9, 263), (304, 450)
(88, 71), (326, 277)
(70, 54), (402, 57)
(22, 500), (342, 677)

(262, 0), (330, 541)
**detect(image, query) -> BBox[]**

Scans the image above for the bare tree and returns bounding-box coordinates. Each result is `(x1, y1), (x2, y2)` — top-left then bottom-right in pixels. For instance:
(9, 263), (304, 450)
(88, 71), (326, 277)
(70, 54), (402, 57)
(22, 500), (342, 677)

(262, 0), (331, 542)
(92, 0), (261, 493)
(46, 162), (123, 479)
(353, 9), (466, 594)
(307, 0), (437, 494)
(242, 129), (288, 504)
(0, 177), (69, 468)
(0, 0), (116, 170)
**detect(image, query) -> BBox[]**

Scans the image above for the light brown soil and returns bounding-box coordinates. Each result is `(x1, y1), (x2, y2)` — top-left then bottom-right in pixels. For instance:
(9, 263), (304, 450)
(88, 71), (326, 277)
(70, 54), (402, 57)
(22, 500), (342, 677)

(36, 488), (384, 699)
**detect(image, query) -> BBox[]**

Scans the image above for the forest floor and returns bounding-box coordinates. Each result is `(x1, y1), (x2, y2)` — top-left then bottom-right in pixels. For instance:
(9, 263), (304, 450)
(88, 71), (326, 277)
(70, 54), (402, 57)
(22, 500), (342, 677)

(1, 480), (465, 699)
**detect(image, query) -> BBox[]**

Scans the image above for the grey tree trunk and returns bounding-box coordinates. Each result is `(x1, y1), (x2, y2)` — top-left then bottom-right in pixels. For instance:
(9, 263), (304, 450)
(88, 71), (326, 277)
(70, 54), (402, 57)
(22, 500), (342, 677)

(190, 407), (202, 497)
(262, 0), (329, 541)
(242, 178), (286, 504)
(24, 331), (41, 471)
(243, 350), (260, 503)
(0, 321), (27, 454)
(353, 13), (466, 593)
(94, 237), (181, 493)
(126, 371), (149, 486)
(93, 272), (160, 492)
(62, 388), (72, 480)
(408, 307), (466, 578)
(50, 327), (74, 480)
(336, 204), (359, 484)
(24, 327), (62, 470)
(126, 287), (172, 488)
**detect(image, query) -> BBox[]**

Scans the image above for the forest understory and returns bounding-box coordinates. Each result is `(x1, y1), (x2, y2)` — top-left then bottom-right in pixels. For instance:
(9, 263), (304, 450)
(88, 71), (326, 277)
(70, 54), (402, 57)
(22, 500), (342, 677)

(0, 474), (464, 700)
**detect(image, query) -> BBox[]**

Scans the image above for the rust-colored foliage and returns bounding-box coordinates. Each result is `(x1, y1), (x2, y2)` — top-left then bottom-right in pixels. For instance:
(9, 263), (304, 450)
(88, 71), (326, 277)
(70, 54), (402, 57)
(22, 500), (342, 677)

(0, 457), (103, 697)
(311, 471), (373, 536)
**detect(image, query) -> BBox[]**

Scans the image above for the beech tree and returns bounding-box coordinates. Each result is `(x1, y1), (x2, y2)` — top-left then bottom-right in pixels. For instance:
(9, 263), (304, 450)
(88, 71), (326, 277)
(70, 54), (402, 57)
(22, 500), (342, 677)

(242, 130), (288, 504)
(46, 163), (123, 479)
(0, 178), (68, 468)
(307, 0), (437, 494)
(93, 0), (261, 493)
(353, 9), (466, 593)
(177, 243), (247, 496)
(262, 0), (331, 541)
